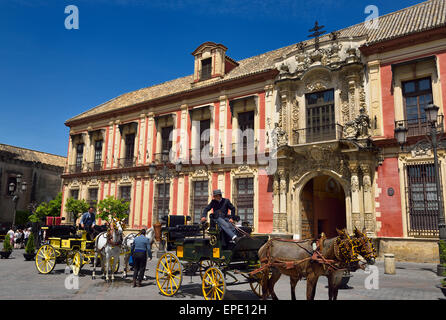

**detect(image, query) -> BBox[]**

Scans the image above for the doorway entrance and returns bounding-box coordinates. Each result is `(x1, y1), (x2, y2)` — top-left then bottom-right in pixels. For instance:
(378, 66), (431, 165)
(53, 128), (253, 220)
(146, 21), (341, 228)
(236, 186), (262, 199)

(300, 175), (346, 239)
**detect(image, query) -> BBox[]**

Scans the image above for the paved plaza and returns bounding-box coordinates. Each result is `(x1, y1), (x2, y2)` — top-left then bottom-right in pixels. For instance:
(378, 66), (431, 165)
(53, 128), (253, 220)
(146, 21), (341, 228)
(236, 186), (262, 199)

(0, 246), (444, 300)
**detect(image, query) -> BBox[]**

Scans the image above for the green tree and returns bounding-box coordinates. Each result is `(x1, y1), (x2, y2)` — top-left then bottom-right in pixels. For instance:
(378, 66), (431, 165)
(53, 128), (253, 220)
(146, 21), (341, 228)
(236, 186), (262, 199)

(97, 196), (129, 222)
(28, 192), (63, 223)
(3, 234), (12, 252)
(25, 233), (35, 254)
(46, 192), (62, 217)
(65, 198), (89, 225)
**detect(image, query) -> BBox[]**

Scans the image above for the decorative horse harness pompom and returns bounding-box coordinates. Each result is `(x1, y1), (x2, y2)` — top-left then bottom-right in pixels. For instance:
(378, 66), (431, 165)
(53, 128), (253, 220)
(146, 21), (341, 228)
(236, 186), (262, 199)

(334, 235), (359, 266)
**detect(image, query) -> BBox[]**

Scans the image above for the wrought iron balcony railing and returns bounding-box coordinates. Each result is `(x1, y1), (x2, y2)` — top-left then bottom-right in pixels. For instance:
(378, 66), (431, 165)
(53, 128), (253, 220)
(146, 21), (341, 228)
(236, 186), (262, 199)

(68, 164), (84, 174)
(394, 115), (444, 138)
(86, 161), (104, 172)
(293, 123), (343, 144)
(118, 157), (136, 168)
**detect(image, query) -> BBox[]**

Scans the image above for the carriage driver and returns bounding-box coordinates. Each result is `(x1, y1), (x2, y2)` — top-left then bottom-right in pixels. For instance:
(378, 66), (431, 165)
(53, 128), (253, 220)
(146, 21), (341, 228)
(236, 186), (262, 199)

(79, 206), (96, 240)
(201, 189), (241, 243)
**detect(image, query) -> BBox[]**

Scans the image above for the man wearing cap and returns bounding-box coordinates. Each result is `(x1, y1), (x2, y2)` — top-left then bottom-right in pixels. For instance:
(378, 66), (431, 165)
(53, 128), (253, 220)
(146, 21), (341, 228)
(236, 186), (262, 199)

(201, 189), (240, 243)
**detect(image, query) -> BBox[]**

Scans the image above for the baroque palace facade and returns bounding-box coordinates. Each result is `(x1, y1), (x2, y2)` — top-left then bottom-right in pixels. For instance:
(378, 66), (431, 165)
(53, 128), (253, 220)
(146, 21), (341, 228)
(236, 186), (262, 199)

(62, 0), (446, 262)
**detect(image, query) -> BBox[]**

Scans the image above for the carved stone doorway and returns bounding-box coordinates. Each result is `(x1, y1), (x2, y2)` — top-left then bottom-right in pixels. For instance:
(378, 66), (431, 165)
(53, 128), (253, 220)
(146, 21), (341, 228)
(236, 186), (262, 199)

(300, 175), (346, 239)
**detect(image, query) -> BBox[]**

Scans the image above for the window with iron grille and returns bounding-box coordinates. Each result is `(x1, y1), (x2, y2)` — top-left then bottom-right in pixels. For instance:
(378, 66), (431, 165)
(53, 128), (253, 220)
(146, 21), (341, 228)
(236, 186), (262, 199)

(403, 77), (433, 136)
(88, 188), (98, 207)
(201, 58), (212, 80)
(76, 143), (84, 170)
(120, 186), (132, 203)
(155, 183), (170, 222)
(199, 119), (211, 151)
(192, 180), (209, 223)
(235, 178), (254, 226)
(161, 126), (173, 153)
(238, 111), (255, 152)
(406, 163), (440, 237)
(70, 189), (79, 200)
(94, 140), (103, 168)
(125, 134), (135, 160)
(305, 90), (335, 143)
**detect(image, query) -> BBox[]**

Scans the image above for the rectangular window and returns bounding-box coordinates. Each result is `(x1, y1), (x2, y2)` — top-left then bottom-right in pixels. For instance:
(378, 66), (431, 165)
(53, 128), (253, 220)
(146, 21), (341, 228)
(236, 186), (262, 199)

(88, 188), (98, 207)
(94, 140), (103, 171)
(305, 89), (335, 143)
(199, 119), (211, 151)
(156, 183), (170, 221)
(124, 134), (135, 167)
(119, 186), (132, 203)
(406, 163), (439, 237)
(403, 77), (433, 136)
(75, 143), (84, 172)
(201, 58), (212, 80)
(238, 111), (255, 153)
(70, 189), (79, 200)
(235, 178), (254, 226)
(161, 126), (173, 153)
(192, 180), (209, 223)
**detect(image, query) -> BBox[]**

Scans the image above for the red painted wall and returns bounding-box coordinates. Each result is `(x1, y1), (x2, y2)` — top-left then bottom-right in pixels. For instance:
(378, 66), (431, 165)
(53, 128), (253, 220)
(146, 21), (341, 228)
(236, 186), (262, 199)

(257, 171), (273, 233)
(380, 64), (395, 139)
(375, 158), (403, 237)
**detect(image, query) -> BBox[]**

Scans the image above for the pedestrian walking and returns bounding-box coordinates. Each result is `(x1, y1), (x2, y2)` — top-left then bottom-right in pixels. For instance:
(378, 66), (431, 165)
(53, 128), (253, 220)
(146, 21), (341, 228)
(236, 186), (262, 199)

(130, 229), (152, 287)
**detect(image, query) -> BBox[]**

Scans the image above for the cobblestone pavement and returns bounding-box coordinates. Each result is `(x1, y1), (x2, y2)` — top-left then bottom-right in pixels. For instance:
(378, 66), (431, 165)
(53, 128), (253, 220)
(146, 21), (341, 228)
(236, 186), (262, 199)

(0, 247), (444, 300)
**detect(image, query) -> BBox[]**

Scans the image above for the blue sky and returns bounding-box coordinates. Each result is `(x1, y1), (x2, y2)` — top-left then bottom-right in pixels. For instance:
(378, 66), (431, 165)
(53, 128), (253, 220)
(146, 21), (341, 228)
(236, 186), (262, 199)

(0, 0), (423, 156)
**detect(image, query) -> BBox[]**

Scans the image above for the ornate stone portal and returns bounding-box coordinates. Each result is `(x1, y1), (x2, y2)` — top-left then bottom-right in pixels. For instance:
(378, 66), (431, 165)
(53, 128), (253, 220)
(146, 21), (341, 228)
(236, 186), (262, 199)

(270, 32), (379, 238)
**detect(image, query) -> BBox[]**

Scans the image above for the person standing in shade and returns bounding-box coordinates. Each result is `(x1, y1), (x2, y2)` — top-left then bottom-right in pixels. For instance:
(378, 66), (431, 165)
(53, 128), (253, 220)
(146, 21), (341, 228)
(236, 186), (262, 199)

(131, 229), (152, 287)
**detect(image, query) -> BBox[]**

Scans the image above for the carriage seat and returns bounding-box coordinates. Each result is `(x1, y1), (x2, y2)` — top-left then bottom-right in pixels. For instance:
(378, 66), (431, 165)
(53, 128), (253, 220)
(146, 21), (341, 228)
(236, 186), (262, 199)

(182, 238), (210, 245)
(46, 225), (78, 239)
(166, 223), (202, 242)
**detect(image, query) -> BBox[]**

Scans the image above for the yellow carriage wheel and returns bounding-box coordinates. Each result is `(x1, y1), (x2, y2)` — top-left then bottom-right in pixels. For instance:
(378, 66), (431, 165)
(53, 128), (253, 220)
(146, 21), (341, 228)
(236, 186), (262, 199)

(202, 267), (226, 300)
(71, 251), (83, 276)
(156, 253), (182, 296)
(35, 244), (56, 274)
(249, 270), (271, 298)
(198, 259), (218, 279)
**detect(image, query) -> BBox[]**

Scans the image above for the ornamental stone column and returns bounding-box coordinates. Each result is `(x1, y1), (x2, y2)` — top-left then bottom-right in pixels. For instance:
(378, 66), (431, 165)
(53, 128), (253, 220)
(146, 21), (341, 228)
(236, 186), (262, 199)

(272, 174), (280, 233)
(279, 169), (288, 233)
(350, 164), (361, 230)
(361, 163), (375, 234)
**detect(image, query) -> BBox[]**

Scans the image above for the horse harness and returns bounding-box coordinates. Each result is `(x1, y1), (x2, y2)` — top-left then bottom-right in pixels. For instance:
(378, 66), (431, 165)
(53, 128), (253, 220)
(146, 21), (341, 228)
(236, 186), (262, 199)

(106, 229), (123, 247)
(249, 238), (343, 277)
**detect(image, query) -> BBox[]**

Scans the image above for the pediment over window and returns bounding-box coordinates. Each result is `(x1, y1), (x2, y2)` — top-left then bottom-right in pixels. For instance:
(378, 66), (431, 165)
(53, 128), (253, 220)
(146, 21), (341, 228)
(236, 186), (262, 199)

(192, 42), (239, 82)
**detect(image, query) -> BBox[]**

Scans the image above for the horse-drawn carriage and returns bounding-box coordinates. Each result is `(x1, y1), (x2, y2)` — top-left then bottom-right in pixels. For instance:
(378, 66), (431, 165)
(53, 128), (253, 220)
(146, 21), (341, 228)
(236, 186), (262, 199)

(35, 224), (112, 275)
(155, 214), (269, 300)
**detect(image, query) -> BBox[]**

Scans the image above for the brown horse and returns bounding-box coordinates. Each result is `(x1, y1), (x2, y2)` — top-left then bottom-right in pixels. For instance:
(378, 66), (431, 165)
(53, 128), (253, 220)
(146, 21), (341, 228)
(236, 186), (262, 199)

(326, 227), (377, 300)
(259, 228), (359, 300)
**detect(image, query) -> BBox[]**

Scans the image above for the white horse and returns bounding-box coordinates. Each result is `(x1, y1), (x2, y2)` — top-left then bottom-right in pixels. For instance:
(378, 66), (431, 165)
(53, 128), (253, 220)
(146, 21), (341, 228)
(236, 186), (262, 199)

(122, 227), (155, 279)
(92, 220), (123, 282)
